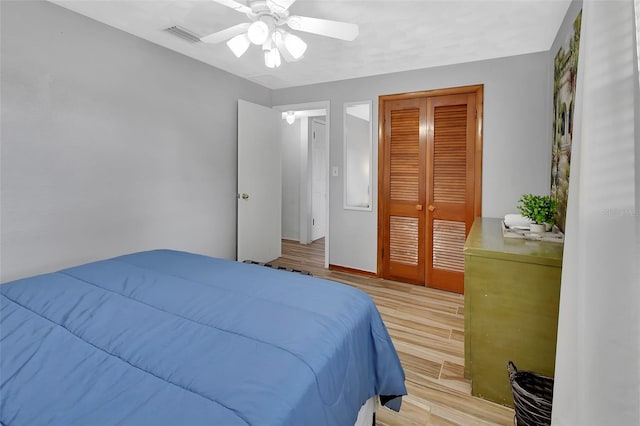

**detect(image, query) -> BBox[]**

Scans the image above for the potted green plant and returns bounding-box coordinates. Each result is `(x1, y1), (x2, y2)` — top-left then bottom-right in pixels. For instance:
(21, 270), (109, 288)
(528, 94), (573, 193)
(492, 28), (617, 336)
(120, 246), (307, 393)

(517, 194), (558, 233)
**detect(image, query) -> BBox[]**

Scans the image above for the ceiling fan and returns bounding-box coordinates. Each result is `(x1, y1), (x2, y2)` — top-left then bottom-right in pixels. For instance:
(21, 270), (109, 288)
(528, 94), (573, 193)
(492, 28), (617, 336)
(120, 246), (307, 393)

(200, 0), (359, 68)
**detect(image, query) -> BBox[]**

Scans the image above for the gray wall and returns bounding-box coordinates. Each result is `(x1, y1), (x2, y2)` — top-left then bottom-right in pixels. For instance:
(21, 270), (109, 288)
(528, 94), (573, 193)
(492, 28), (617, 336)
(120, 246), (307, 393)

(0, 1), (271, 282)
(272, 52), (552, 272)
(635, 4), (640, 228)
(0, 1), (563, 279)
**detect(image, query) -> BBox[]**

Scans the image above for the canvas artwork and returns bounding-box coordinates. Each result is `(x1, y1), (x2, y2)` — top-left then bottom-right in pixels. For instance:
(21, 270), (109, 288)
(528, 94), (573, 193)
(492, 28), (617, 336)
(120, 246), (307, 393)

(551, 11), (582, 231)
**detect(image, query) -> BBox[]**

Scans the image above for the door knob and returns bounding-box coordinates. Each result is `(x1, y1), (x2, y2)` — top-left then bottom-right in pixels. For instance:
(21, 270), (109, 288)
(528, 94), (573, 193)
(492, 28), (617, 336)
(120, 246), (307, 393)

(416, 204), (423, 211)
(241, 193), (249, 200)
(428, 205), (435, 212)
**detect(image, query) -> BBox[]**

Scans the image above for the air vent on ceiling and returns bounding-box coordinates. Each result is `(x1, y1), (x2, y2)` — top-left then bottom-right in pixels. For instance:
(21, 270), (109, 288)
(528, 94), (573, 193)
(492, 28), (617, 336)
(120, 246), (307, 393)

(164, 26), (201, 43)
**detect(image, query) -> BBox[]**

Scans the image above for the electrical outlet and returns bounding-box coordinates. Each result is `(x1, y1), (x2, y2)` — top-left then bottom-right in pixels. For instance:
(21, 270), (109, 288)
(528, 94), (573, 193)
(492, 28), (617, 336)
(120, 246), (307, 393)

(332, 166), (339, 177)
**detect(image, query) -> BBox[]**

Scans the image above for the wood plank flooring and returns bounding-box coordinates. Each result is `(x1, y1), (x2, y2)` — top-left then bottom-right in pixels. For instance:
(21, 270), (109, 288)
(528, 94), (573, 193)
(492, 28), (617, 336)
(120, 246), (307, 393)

(270, 239), (514, 426)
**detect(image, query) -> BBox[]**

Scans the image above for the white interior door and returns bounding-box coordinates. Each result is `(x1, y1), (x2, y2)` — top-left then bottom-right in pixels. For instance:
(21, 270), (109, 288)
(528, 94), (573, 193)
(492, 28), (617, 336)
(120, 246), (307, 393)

(311, 119), (327, 241)
(237, 99), (281, 262)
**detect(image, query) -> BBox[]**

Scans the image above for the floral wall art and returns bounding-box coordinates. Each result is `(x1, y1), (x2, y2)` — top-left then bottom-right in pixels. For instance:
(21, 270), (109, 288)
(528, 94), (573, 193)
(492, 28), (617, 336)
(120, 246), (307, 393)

(551, 10), (582, 231)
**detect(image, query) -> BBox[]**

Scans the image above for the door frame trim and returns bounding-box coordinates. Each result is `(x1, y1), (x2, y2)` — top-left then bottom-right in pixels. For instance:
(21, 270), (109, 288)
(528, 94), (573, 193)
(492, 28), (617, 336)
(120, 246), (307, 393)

(377, 84), (484, 278)
(310, 117), (328, 242)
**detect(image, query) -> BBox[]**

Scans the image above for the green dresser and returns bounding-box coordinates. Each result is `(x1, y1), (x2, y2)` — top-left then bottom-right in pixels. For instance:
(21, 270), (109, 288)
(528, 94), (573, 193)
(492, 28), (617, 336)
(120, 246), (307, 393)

(463, 217), (563, 406)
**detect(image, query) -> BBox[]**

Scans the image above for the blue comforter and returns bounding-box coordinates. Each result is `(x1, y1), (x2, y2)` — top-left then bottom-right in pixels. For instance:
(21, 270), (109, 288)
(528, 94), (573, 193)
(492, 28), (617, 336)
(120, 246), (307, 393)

(0, 250), (406, 425)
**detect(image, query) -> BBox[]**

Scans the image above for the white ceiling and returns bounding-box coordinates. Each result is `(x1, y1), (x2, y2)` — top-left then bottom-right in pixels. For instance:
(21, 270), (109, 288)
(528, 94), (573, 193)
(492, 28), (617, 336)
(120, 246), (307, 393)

(50, 0), (571, 90)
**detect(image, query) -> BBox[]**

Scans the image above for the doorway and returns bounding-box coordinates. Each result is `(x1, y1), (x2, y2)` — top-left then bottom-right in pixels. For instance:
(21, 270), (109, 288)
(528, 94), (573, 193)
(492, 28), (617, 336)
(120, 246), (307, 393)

(377, 85), (483, 294)
(274, 101), (331, 268)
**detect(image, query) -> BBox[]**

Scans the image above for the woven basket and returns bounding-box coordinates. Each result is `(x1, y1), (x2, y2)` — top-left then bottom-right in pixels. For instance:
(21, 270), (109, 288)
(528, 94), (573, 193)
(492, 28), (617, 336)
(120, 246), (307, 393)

(507, 361), (554, 426)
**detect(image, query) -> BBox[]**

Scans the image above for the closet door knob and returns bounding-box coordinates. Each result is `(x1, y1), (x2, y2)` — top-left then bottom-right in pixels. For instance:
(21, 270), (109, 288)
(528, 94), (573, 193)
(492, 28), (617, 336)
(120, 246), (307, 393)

(428, 205), (436, 212)
(416, 204), (423, 211)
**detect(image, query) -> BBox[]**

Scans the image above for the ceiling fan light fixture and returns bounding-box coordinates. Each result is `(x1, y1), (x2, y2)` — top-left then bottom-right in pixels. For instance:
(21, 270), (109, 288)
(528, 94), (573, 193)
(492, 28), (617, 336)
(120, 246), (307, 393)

(203, 0), (358, 69)
(264, 47), (282, 68)
(247, 20), (269, 45)
(285, 111), (296, 124)
(283, 32), (306, 60)
(226, 33), (250, 57)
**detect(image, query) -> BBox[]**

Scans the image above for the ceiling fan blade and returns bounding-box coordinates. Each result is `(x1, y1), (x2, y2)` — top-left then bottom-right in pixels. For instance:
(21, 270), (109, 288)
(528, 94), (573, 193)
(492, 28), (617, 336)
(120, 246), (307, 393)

(209, 0), (252, 14)
(287, 16), (358, 41)
(267, 0), (297, 13)
(200, 23), (251, 44)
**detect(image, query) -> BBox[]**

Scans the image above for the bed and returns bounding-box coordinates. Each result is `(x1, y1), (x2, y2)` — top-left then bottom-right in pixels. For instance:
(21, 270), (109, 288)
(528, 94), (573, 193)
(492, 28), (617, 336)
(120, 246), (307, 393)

(0, 249), (406, 425)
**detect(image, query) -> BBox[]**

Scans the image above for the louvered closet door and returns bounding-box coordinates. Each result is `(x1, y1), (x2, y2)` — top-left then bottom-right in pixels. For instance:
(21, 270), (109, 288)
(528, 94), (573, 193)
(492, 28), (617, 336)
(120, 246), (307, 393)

(380, 98), (427, 284)
(426, 93), (477, 293)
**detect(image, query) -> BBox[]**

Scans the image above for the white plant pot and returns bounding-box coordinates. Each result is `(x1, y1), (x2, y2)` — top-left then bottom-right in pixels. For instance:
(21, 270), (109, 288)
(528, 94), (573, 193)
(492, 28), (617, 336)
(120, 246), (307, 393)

(530, 223), (546, 233)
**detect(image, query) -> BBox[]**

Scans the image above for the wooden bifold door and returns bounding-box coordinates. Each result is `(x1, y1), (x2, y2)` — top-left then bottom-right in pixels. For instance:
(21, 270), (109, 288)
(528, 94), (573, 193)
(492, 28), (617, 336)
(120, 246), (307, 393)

(378, 85), (483, 293)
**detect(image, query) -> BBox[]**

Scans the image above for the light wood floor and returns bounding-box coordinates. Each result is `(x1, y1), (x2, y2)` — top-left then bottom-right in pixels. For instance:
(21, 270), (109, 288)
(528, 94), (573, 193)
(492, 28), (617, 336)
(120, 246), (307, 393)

(271, 238), (515, 426)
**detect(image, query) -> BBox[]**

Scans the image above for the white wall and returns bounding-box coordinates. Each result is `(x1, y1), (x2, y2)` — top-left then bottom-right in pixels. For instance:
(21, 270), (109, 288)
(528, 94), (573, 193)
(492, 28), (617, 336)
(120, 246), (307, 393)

(281, 119), (302, 240)
(299, 118), (311, 244)
(551, 1), (640, 424)
(272, 52), (552, 272)
(0, 1), (271, 282)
